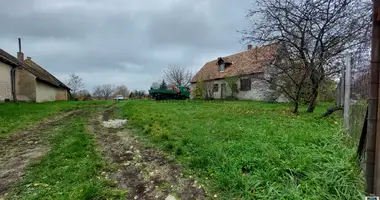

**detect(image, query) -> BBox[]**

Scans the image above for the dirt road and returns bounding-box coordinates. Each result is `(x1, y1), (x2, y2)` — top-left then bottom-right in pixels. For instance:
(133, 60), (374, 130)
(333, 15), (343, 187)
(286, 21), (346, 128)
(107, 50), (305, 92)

(88, 107), (206, 200)
(0, 109), (82, 197)
(0, 105), (206, 200)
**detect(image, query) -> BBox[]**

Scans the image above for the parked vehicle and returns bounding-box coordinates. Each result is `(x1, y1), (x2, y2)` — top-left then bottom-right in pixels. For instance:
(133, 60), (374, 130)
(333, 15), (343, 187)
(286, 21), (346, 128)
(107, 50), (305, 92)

(114, 95), (124, 100)
(148, 85), (190, 100)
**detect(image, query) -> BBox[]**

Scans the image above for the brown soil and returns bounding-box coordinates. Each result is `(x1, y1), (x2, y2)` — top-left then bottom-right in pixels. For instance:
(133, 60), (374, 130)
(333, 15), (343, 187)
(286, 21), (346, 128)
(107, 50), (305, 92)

(0, 110), (81, 197)
(88, 108), (206, 200)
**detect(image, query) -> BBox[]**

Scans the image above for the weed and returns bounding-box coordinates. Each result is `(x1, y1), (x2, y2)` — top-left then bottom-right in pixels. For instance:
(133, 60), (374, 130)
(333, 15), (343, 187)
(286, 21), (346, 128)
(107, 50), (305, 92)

(123, 100), (365, 199)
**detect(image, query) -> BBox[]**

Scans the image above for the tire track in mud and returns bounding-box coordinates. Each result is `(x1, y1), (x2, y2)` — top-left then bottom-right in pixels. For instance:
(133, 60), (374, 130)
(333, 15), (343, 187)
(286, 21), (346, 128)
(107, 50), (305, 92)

(0, 109), (83, 197)
(88, 108), (206, 200)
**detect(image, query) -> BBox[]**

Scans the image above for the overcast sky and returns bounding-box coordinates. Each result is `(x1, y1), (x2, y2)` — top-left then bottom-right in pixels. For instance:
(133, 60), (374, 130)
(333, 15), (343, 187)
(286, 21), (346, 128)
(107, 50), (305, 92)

(0, 0), (254, 92)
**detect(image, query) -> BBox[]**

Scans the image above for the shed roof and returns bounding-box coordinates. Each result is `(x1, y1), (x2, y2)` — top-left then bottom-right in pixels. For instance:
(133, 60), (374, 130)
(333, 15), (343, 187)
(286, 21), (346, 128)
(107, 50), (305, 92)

(24, 57), (70, 90)
(0, 48), (70, 90)
(0, 49), (25, 68)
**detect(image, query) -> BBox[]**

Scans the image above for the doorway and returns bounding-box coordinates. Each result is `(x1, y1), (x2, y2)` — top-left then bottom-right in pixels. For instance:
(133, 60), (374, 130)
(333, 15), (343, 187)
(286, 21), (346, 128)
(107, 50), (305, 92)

(221, 83), (226, 99)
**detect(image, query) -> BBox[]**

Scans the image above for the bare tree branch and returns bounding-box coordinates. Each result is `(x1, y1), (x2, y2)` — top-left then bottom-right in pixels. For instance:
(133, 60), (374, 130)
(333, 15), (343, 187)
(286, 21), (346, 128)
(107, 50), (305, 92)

(163, 65), (193, 87)
(92, 84), (116, 100)
(241, 0), (371, 112)
(65, 73), (84, 97)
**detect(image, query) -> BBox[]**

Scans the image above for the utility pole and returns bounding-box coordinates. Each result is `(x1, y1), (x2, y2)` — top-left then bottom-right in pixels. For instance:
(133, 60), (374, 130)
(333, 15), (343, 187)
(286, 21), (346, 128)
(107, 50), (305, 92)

(344, 55), (351, 134)
(366, 0), (380, 195)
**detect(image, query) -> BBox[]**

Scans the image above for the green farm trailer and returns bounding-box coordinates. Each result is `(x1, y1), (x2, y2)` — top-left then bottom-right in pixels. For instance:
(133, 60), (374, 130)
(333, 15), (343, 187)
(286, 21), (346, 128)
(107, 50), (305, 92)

(148, 85), (190, 100)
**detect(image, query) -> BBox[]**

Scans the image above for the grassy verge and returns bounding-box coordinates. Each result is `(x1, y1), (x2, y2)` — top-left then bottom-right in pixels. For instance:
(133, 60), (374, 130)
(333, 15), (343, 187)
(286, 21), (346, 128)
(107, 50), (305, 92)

(0, 100), (109, 138)
(122, 100), (365, 199)
(6, 108), (125, 200)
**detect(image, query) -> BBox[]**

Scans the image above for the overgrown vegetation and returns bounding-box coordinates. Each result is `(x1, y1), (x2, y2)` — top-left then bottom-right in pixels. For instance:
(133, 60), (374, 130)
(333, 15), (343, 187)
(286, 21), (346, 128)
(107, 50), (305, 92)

(122, 100), (365, 199)
(0, 101), (108, 138)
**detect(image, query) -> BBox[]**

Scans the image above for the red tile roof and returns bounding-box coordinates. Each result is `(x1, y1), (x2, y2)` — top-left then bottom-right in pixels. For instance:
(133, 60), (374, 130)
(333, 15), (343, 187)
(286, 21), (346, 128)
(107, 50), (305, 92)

(191, 43), (280, 83)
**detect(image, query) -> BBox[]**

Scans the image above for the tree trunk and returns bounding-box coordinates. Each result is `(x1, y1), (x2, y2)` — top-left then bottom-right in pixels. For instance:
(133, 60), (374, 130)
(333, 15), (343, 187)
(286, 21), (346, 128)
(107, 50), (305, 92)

(307, 86), (318, 112)
(293, 101), (299, 113)
(307, 74), (321, 113)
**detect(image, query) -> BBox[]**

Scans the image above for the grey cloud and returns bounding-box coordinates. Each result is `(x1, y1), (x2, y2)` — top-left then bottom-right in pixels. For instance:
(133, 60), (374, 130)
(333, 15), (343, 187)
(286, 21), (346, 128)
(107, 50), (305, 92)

(0, 0), (253, 91)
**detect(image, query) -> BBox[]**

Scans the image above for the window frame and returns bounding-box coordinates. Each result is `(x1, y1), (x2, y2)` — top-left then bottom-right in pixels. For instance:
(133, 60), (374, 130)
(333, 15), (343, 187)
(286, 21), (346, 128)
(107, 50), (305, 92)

(213, 84), (219, 92)
(240, 78), (251, 91)
(219, 63), (225, 72)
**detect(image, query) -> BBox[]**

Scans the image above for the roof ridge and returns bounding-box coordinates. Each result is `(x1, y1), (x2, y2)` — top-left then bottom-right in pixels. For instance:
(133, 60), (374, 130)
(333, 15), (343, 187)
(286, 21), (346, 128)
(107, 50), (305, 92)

(218, 43), (279, 60)
(191, 43), (280, 83)
(0, 48), (70, 90)
(24, 58), (70, 90)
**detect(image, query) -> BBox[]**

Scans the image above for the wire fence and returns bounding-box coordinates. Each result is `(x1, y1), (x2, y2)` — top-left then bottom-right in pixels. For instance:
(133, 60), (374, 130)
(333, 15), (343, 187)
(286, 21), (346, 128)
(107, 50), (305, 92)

(348, 65), (368, 148)
(335, 57), (368, 149)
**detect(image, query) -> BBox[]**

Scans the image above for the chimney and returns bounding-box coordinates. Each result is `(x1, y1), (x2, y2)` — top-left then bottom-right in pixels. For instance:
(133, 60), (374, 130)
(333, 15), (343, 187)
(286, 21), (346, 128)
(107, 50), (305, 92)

(27, 56), (32, 60)
(17, 38), (24, 61)
(247, 44), (253, 50)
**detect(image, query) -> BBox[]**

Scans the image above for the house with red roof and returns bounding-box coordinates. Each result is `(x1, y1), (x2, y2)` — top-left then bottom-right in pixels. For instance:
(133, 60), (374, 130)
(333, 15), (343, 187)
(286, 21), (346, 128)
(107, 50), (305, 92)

(190, 43), (288, 102)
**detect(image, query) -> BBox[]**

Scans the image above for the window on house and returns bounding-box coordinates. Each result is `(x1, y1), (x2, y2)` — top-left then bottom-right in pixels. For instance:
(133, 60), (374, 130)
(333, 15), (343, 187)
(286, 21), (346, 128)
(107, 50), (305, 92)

(213, 84), (219, 92)
(240, 78), (251, 91)
(219, 63), (225, 72)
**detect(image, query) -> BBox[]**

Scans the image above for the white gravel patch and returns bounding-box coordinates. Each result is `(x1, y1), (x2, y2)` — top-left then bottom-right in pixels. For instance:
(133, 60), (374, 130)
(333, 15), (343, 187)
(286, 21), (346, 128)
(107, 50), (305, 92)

(102, 119), (127, 128)
(165, 195), (177, 200)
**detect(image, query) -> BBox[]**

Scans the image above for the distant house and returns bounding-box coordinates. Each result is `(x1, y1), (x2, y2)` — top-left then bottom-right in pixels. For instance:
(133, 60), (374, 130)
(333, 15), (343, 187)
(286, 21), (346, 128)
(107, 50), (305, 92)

(190, 43), (288, 102)
(0, 39), (70, 102)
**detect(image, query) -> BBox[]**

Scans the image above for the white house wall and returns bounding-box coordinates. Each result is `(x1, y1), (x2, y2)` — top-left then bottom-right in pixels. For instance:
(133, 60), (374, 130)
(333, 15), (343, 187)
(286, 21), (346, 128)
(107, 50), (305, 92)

(0, 61), (13, 101)
(236, 77), (272, 101)
(36, 81), (57, 102)
(190, 75), (288, 102)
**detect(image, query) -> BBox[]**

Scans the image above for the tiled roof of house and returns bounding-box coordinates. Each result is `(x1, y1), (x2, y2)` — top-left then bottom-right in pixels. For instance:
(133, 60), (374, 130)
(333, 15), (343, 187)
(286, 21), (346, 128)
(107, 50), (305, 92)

(24, 57), (70, 90)
(0, 49), (24, 67)
(0, 48), (70, 90)
(191, 43), (280, 83)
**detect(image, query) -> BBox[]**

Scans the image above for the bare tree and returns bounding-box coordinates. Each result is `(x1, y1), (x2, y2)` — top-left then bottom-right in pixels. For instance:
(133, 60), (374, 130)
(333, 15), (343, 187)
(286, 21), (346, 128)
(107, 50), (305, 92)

(65, 73), (84, 97)
(102, 84), (115, 100)
(352, 68), (369, 100)
(224, 68), (246, 99)
(193, 73), (215, 99)
(268, 52), (310, 113)
(224, 75), (239, 99)
(113, 85), (129, 97)
(163, 65), (193, 87)
(242, 0), (371, 112)
(150, 81), (160, 90)
(77, 89), (91, 98)
(93, 84), (115, 100)
(203, 80), (214, 99)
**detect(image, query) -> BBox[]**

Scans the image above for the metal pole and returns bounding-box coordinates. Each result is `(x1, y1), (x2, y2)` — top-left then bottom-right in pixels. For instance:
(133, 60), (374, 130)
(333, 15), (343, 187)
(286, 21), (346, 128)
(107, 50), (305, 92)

(366, 0), (380, 195)
(340, 66), (345, 107)
(344, 55), (351, 134)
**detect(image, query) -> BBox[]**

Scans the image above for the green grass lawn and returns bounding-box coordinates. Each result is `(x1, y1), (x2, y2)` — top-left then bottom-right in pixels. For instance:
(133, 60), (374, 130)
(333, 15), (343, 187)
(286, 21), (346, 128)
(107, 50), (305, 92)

(0, 100), (109, 138)
(121, 100), (365, 199)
